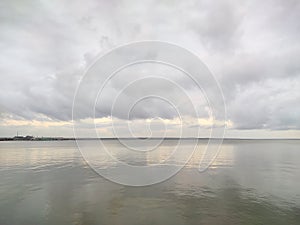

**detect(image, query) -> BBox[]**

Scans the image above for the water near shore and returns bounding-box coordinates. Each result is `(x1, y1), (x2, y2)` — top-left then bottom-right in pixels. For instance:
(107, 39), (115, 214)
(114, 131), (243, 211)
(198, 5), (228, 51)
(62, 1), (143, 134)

(0, 140), (299, 225)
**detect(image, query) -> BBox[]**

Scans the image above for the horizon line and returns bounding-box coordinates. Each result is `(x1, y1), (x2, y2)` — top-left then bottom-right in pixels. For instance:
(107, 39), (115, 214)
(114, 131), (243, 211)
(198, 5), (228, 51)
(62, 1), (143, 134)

(1, 136), (300, 141)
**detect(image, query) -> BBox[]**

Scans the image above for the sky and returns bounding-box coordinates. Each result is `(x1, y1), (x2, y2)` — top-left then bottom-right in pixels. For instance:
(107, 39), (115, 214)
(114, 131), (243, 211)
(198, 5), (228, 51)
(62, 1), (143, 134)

(0, 0), (300, 138)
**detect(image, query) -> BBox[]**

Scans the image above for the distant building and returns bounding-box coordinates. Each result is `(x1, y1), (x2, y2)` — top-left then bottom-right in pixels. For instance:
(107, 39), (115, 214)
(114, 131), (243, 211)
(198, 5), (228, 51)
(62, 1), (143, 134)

(13, 135), (24, 140)
(24, 135), (34, 140)
(13, 135), (34, 141)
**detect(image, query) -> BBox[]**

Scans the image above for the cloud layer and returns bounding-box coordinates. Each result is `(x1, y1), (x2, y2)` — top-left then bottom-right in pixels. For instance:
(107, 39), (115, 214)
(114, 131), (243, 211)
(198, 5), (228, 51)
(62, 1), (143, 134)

(0, 0), (300, 136)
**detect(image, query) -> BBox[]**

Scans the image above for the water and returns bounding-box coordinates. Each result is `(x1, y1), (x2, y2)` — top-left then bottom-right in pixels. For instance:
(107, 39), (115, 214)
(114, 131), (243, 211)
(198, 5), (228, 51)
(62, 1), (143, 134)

(0, 140), (299, 225)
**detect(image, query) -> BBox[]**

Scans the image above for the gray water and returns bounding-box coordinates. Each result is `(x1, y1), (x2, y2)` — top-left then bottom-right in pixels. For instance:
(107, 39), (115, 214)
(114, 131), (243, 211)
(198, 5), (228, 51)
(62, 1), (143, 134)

(0, 140), (299, 225)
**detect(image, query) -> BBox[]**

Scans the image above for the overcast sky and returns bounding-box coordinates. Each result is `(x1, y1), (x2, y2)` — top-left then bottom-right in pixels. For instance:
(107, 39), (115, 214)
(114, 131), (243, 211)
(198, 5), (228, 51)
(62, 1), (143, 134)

(0, 0), (300, 138)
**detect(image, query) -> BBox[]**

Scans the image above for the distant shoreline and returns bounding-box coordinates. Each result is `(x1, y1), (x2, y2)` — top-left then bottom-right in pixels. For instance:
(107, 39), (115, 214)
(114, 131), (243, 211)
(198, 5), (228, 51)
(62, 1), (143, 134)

(0, 137), (299, 141)
(0, 136), (76, 141)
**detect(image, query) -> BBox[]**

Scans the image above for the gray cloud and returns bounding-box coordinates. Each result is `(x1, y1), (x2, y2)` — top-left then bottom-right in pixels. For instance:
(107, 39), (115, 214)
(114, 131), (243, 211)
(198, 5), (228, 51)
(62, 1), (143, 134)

(0, 0), (300, 135)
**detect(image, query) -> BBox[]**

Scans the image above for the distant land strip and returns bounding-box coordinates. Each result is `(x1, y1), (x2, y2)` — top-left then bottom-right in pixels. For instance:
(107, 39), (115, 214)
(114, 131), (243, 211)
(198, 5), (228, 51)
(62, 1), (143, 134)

(0, 135), (75, 141)
(0, 136), (299, 141)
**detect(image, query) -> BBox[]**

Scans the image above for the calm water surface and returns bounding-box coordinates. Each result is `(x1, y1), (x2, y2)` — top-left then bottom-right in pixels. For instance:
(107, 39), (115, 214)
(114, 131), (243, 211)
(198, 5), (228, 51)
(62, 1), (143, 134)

(0, 140), (299, 225)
